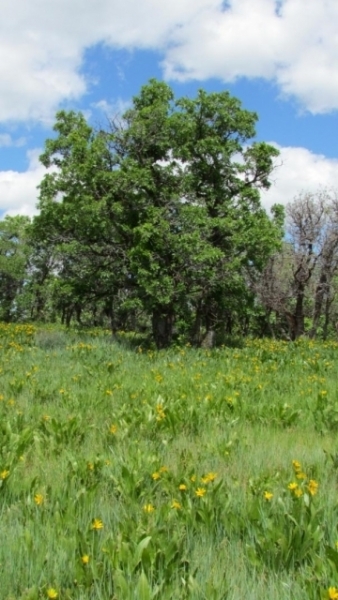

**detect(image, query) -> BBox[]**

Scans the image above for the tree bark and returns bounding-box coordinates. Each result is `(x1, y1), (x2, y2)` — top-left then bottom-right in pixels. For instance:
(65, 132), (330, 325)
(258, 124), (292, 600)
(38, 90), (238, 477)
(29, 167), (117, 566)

(310, 272), (327, 338)
(323, 294), (333, 340)
(294, 288), (305, 339)
(152, 308), (174, 349)
(191, 301), (202, 346)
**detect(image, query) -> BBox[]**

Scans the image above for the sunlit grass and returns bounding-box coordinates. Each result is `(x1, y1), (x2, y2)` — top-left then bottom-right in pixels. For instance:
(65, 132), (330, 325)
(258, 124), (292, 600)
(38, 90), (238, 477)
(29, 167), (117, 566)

(1, 324), (338, 598)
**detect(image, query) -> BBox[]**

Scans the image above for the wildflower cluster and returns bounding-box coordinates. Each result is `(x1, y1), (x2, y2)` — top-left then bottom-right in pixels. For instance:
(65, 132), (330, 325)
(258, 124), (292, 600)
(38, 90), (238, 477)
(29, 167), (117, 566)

(288, 460), (318, 498)
(156, 403), (166, 421)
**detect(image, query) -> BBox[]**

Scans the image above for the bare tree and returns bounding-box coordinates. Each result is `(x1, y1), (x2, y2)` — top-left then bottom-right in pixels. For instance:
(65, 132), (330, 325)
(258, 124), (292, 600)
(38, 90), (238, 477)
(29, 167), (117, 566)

(309, 192), (338, 337)
(255, 189), (338, 340)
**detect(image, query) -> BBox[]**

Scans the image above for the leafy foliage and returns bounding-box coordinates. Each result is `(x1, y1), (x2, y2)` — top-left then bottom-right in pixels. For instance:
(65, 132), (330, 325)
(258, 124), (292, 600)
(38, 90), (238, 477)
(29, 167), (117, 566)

(30, 79), (283, 347)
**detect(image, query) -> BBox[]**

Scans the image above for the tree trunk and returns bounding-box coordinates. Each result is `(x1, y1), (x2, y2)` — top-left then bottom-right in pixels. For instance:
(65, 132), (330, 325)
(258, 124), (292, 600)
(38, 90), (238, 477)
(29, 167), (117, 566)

(152, 308), (174, 349)
(323, 294), (333, 340)
(31, 287), (45, 321)
(200, 329), (215, 349)
(294, 287), (305, 339)
(106, 300), (119, 339)
(284, 290), (305, 341)
(74, 302), (83, 326)
(65, 306), (74, 327)
(310, 272), (327, 338)
(285, 312), (296, 341)
(191, 301), (202, 346)
(225, 314), (233, 335)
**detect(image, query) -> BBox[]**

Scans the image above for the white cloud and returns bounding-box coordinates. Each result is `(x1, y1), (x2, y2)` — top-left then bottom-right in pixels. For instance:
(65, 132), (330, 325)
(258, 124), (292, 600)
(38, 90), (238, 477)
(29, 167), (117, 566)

(0, 150), (44, 217)
(92, 98), (132, 118)
(163, 0), (338, 113)
(0, 134), (12, 147)
(0, 134), (26, 147)
(1, 0), (338, 124)
(0, 0), (209, 123)
(261, 144), (338, 211)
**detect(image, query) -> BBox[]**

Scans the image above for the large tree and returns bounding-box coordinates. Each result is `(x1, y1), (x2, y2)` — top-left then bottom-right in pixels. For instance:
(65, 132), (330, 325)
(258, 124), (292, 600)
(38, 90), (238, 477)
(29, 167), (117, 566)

(33, 79), (283, 347)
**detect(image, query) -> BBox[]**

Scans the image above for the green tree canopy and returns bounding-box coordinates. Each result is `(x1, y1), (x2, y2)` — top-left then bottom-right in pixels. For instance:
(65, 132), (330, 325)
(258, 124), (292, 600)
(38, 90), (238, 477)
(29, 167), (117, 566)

(33, 79), (283, 347)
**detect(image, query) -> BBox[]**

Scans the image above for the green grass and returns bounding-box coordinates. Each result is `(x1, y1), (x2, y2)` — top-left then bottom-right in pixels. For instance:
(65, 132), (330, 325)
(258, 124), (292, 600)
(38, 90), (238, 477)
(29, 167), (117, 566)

(1, 323), (338, 599)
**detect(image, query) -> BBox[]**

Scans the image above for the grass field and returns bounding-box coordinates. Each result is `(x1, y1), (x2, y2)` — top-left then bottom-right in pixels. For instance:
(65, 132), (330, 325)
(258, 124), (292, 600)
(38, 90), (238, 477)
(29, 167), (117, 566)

(1, 323), (338, 599)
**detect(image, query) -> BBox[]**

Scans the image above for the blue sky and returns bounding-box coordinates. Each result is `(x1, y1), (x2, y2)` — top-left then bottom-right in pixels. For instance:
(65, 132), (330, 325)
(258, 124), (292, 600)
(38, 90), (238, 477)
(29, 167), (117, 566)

(1, 0), (338, 216)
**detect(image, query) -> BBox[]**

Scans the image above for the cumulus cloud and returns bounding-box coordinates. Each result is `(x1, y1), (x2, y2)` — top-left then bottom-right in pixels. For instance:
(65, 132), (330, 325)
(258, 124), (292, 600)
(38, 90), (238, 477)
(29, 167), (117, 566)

(1, 0), (338, 124)
(163, 0), (338, 113)
(92, 98), (132, 118)
(261, 144), (338, 211)
(0, 0), (209, 122)
(0, 134), (12, 147)
(0, 134), (26, 147)
(0, 150), (45, 217)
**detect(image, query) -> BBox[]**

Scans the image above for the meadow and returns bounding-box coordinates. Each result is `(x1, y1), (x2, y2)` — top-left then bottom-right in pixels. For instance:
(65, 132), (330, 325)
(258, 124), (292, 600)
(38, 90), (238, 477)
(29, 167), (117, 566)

(1, 324), (338, 599)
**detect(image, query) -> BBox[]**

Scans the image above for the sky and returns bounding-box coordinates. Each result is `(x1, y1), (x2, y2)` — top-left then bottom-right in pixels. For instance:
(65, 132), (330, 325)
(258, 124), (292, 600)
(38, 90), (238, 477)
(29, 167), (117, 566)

(1, 0), (338, 217)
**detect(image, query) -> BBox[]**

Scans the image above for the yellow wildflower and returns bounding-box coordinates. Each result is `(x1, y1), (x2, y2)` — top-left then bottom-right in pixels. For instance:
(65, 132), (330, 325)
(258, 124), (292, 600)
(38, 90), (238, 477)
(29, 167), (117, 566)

(143, 503), (155, 513)
(179, 484), (187, 491)
(328, 587), (338, 599)
(264, 491), (273, 501)
(81, 554), (90, 564)
(292, 460), (302, 472)
(109, 424), (117, 434)
(294, 487), (303, 498)
(171, 500), (182, 509)
(0, 469), (10, 480)
(91, 518), (104, 530)
(288, 482), (298, 491)
(159, 466), (168, 473)
(195, 487), (206, 497)
(47, 589), (58, 599)
(156, 404), (165, 420)
(296, 472), (306, 480)
(152, 472), (161, 480)
(308, 479), (319, 496)
(202, 472), (217, 484)
(34, 494), (44, 506)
